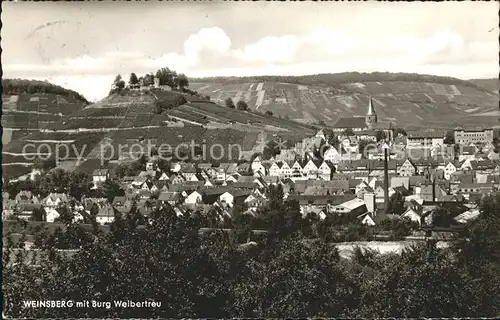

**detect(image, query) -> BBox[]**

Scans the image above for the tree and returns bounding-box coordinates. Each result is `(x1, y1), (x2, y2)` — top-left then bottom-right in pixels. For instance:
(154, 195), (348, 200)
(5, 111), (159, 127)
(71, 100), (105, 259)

(358, 139), (375, 159)
(327, 131), (337, 147)
(444, 130), (455, 145)
(156, 67), (176, 87)
(177, 73), (189, 89)
(263, 140), (280, 160)
(142, 73), (155, 86)
(225, 97), (235, 109)
(54, 206), (74, 224)
(129, 73), (139, 85)
(394, 128), (407, 136)
(236, 100), (249, 111)
(375, 130), (386, 142)
(112, 74), (125, 91)
(31, 207), (46, 221)
(493, 137), (500, 154)
(387, 191), (405, 216)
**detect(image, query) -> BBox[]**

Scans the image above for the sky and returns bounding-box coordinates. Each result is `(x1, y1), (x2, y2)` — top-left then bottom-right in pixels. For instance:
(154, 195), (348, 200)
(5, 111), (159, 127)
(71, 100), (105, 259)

(3, 1), (499, 102)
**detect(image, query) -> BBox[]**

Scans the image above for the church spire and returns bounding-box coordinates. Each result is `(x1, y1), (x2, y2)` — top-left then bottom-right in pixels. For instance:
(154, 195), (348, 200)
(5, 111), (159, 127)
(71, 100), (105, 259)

(365, 96), (377, 129)
(367, 96), (375, 116)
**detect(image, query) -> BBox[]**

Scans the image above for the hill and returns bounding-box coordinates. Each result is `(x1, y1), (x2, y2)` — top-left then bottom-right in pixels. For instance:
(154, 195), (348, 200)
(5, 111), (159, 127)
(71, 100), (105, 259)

(2, 79), (89, 146)
(190, 72), (500, 129)
(468, 78), (499, 94)
(2, 88), (317, 180)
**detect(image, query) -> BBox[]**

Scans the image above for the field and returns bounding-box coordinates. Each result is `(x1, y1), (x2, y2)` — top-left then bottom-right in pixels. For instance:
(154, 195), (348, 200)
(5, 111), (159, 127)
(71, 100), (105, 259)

(2, 92), (88, 144)
(2, 90), (317, 179)
(190, 77), (499, 128)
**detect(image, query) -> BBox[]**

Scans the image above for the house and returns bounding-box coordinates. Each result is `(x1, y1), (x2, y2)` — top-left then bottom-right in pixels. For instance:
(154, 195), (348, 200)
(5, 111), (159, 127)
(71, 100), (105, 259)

(15, 190), (36, 204)
(458, 183), (495, 196)
(158, 172), (170, 181)
(355, 180), (373, 198)
(406, 131), (445, 149)
(14, 203), (43, 220)
(158, 191), (181, 206)
(397, 158), (417, 177)
(400, 208), (422, 225)
(185, 191), (203, 205)
(181, 163), (198, 181)
(92, 169), (109, 185)
(454, 128), (494, 146)
(112, 196), (130, 213)
(453, 208), (480, 224)
(416, 183), (448, 202)
(288, 194), (357, 215)
(317, 161), (335, 180)
(330, 198), (367, 217)
(322, 146), (341, 163)
(443, 161), (458, 180)
(43, 193), (69, 208)
(358, 211), (399, 226)
(302, 159), (321, 178)
(95, 204), (115, 225)
(170, 174), (185, 184)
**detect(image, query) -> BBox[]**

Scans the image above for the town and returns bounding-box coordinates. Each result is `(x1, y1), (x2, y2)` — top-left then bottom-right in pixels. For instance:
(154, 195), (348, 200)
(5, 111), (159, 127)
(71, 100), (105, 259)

(4, 96), (499, 234)
(3, 1), (499, 318)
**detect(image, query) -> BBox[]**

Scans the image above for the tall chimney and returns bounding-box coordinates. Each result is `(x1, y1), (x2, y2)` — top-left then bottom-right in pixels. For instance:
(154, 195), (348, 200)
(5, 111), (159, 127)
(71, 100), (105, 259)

(383, 146), (390, 214)
(432, 175), (436, 202)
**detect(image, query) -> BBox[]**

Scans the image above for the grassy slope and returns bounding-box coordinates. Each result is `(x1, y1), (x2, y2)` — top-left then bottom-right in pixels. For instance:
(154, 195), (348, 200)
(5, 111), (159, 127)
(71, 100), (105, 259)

(190, 72), (499, 129)
(2, 89), (317, 179)
(468, 78), (499, 94)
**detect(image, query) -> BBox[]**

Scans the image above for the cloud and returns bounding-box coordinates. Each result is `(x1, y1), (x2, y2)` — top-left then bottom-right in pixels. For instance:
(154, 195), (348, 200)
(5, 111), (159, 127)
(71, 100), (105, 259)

(233, 35), (300, 63)
(3, 22), (498, 102)
(232, 29), (354, 63)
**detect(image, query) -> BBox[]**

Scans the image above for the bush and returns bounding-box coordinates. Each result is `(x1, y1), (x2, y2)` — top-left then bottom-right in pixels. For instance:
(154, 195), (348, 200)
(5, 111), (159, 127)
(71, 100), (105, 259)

(154, 94), (187, 114)
(2, 79), (88, 103)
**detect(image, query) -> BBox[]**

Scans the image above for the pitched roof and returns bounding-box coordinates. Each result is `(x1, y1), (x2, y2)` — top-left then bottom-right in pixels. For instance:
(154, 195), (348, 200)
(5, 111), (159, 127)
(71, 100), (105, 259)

(92, 169), (109, 176)
(334, 117), (367, 129)
(288, 194), (357, 206)
(158, 191), (180, 202)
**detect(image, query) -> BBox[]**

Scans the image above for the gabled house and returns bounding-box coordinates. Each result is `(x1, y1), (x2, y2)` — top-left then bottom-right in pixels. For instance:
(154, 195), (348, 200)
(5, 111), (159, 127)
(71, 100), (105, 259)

(170, 174), (185, 185)
(181, 163), (198, 181)
(355, 180), (374, 198)
(302, 159), (320, 178)
(184, 191), (203, 205)
(317, 161), (335, 180)
(92, 169), (109, 185)
(443, 161), (458, 180)
(323, 146), (341, 163)
(43, 193), (69, 208)
(158, 172), (170, 181)
(269, 161), (282, 177)
(400, 208), (423, 225)
(397, 158), (417, 177)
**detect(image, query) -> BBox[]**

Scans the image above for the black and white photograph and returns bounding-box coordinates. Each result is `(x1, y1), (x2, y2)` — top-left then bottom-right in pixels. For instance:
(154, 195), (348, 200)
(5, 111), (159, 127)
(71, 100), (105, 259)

(2, 1), (500, 318)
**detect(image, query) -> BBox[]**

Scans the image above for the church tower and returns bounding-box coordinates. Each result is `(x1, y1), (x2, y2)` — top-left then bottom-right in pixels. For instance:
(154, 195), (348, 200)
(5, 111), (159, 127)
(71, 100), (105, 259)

(365, 96), (377, 129)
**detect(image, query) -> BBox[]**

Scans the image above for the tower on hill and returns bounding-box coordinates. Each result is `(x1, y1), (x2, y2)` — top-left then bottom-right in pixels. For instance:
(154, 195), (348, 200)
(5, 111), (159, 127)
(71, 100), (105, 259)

(365, 96), (377, 129)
